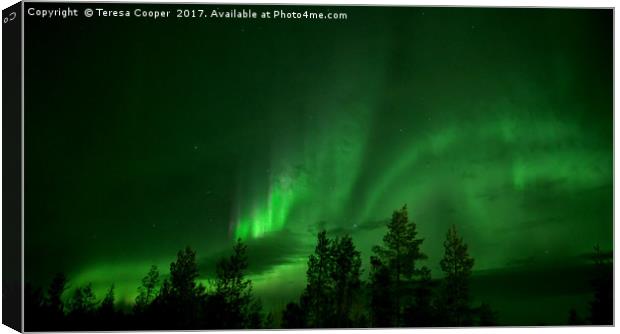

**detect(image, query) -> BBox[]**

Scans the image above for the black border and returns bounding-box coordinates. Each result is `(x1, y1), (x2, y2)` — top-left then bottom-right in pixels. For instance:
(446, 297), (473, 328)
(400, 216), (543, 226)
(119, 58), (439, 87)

(2, 1), (23, 332)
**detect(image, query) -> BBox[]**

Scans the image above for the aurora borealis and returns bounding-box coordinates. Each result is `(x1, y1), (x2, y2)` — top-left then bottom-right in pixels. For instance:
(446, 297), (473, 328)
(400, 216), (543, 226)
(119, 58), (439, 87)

(24, 4), (612, 325)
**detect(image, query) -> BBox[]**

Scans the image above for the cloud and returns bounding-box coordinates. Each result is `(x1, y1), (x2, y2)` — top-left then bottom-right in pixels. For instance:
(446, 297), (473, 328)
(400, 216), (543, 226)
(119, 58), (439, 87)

(197, 228), (310, 278)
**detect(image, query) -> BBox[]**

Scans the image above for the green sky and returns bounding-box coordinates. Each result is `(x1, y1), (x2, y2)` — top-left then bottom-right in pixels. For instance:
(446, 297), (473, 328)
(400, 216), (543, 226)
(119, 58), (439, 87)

(24, 5), (612, 325)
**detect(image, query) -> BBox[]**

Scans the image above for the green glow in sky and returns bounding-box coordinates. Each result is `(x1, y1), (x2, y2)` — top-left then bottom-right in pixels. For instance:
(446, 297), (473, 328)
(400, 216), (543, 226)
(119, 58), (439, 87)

(25, 6), (612, 324)
(234, 171), (306, 239)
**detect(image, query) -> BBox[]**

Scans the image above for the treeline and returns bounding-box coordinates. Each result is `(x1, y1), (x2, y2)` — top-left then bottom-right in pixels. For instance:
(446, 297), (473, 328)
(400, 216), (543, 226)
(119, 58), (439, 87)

(25, 205), (613, 330)
(281, 205), (493, 328)
(26, 243), (262, 330)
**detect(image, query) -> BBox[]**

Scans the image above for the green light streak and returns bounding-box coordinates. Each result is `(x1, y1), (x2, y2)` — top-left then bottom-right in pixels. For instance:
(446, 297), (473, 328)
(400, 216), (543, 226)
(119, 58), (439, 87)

(235, 173), (305, 239)
(234, 103), (372, 239)
(357, 112), (609, 222)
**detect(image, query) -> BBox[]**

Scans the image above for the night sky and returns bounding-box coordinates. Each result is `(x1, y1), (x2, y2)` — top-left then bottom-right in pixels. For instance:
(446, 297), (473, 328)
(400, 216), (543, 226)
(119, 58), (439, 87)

(24, 5), (612, 325)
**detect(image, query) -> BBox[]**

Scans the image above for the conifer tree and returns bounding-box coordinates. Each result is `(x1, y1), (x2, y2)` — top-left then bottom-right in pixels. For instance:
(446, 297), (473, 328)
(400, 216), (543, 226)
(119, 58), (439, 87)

(438, 225), (474, 326)
(371, 205), (427, 325)
(303, 230), (334, 327)
(404, 266), (435, 327)
(68, 283), (98, 316)
(46, 273), (68, 318)
(214, 238), (261, 328)
(331, 234), (362, 327)
(369, 255), (394, 327)
(99, 284), (115, 316)
(134, 265), (160, 313)
(98, 285), (117, 329)
(153, 246), (205, 328)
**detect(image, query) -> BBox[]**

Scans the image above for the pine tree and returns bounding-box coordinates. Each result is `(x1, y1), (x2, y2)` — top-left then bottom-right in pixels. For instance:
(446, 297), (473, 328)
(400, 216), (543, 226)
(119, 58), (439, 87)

(330, 234), (362, 327)
(46, 273), (68, 318)
(153, 246), (205, 328)
(371, 205), (427, 325)
(404, 266), (435, 327)
(170, 247), (202, 301)
(369, 255), (394, 327)
(134, 265), (160, 313)
(98, 285), (116, 329)
(303, 230), (334, 327)
(214, 238), (260, 328)
(438, 225), (474, 326)
(150, 277), (173, 327)
(68, 283), (98, 316)
(99, 284), (115, 316)
(67, 283), (98, 329)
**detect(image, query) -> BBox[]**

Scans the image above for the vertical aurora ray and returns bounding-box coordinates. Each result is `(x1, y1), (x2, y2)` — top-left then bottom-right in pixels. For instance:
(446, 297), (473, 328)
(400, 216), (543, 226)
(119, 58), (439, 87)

(232, 102), (374, 240)
(229, 36), (386, 240)
(234, 170), (308, 239)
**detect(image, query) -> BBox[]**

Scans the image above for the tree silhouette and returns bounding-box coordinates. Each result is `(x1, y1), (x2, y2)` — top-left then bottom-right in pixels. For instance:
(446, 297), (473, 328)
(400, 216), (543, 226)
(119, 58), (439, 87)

(134, 265), (160, 314)
(97, 285), (118, 329)
(245, 298), (264, 328)
(68, 283), (97, 315)
(100, 285), (115, 315)
(371, 205), (427, 325)
(403, 266), (435, 327)
(213, 238), (262, 329)
(67, 283), (98, 329)
(588, 244), (612, 325)
(171, 247), (203, 300)
(368, 255), (394, 327)
(149, 277), (173, 328)
(330, 234), (363, 327)
(151, 246), (205, 328)
(22, 205), (608, 330)
(46, 272), (68, 320)
(289, 231), (362, 327)
(302, 230), (335, 327)
(437, 224), (474, 326)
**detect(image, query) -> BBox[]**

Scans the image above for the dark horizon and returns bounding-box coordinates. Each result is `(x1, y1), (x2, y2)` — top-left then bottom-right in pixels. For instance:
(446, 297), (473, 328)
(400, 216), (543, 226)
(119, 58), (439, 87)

(24, 214), (613, 329)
